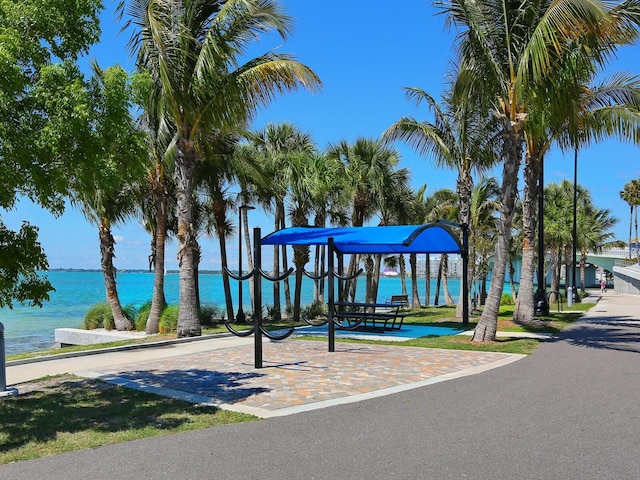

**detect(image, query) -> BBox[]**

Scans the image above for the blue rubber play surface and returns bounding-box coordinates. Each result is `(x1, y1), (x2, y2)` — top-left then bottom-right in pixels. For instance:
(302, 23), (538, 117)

(293, 323), (465, 341)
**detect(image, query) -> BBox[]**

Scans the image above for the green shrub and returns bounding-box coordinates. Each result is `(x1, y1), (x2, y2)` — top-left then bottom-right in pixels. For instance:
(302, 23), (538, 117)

(83, 303), (115, 330)
(199, 304), (222, 326)
(500, 293), (514, 305)
(135, 301), (152, 331)
(123, 304), (138, 328)
(266, 305), (281, 321)
(159, 305), (179, 333)
(302, 300), (326, 319)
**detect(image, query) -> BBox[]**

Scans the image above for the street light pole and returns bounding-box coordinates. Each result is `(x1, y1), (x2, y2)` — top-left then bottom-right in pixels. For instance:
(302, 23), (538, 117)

(534, 157), (550, 316)
(571, 147), (580, 304)
(236, 205), (255, 323)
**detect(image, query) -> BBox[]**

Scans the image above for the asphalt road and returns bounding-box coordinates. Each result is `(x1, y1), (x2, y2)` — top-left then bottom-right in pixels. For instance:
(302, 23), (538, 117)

(2, 292), (639, 480)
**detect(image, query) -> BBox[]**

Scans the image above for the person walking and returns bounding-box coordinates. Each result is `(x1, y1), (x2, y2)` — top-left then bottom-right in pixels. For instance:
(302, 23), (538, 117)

(600, 279), (607, 293)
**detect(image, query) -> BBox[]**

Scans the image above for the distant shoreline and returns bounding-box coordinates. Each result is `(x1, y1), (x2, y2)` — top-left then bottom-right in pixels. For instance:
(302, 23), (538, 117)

(47, 268), (223, 274)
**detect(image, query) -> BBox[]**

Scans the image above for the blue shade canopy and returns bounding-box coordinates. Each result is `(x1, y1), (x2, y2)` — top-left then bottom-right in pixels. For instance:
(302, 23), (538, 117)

(261, 224), (462, 254)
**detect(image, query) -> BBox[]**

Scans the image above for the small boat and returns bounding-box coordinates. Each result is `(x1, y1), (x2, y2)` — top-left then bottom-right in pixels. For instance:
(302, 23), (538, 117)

(382, 268), (399, 277)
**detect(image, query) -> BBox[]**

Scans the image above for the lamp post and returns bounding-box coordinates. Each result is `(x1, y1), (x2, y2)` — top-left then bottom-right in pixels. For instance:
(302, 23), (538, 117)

(570, 147), (580, 304)
(236, 205), (255, 323)
(534, 157), (550, 316)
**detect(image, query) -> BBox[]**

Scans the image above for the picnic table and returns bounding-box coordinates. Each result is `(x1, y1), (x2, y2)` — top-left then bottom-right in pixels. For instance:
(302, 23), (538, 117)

(333, 301), (406, 333)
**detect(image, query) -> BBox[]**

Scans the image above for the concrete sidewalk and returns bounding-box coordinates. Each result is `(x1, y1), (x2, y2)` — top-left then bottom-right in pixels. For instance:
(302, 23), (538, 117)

(3, 291), (640, 479)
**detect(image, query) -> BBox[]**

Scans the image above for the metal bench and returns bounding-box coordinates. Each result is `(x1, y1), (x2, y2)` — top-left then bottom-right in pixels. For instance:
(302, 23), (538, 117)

(386, 294), (409, 307)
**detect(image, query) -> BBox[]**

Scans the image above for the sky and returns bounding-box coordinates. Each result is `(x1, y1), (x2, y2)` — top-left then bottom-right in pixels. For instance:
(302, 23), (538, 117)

(4, 0), (640, 271)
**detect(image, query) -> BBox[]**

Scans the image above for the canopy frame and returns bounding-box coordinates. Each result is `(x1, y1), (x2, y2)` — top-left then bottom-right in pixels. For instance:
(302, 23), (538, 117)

(262, 222), (469, 354)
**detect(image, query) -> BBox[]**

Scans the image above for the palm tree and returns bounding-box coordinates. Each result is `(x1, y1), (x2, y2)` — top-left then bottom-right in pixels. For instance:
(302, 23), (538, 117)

(406, 185), (430, 308)
(71, 64), (147, 331)
(425, 189), (458, 306)
(287, 151), (317, 322)
(384, 86), (497, 316)
(435, 0), (635, 341)
(245, 122), (317, 315)
(133, 70), (177, 334)
(326, 137), (402, 302)
(306, 153), (349, 303)
(120, 0), (321, 336)
(199, 135), (239, 321)
(369, 163), (411, 303)
(468, 177), (500, 307)
(578, 205), (623, 291)
(515, 66), (640, 322)
(620, 179), (640, 260)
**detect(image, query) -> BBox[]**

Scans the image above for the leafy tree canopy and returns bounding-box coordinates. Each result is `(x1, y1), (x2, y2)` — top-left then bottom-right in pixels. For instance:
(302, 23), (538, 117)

(0, 0), (103, 307)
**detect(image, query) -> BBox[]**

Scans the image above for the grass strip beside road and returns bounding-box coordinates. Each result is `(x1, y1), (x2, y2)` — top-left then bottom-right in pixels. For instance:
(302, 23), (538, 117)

(0, 375), (258, 464)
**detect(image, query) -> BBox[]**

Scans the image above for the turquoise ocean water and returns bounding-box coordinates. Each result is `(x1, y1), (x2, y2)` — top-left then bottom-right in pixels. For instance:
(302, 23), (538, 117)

(0, 271), (481, 356)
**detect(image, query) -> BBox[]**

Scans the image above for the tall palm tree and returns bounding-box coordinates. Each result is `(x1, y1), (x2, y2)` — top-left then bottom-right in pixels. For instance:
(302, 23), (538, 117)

(578, 205), (622, 291)
(383, 86), (497, 316)
(406, 185), (430, 308)
(286, 150), (317, 322)
(133, 70), (177, 334)
(199, 135), (240, 321)
(326, 137), (401, 302)
(245, 122), (317, 315)
(468, 176), (500, 307)
(71, 64), (147, 331)
(426, 189), (458, 306)
(435, 0), (635, 341)
(515, 65), (640, 322)
(306, 153), (349, 303)
(369, 164), (411, 303)
(120, 0), (321, 336)
(620, 179), (640, 260)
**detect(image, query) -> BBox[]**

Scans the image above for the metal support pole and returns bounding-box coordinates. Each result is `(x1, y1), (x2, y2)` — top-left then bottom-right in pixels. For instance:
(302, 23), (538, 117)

(0, 322), (19, 397)
(253, 227), (263, 368)
(571, 147), (580, 303)
(328, 238), (335, 353)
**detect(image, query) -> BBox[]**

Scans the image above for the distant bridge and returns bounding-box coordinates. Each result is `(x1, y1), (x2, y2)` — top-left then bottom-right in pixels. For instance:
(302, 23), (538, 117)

(586, 248), (636, 272)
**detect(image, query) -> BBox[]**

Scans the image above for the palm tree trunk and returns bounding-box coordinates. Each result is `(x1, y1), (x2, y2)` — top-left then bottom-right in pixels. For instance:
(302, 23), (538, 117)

(292, 245), (309, 323)
(629, 205), (633, 259)
(243, 210), (255, 309)
(364, 255), (374, 304)
(442, 254), (455, 306)
(424, 254), (431, 306)
(272, 211), (281, 317)
(514, 152), (538, 324)
(455, 165), (472, 318)
(175, 140), (201, 337)
(100, 222), (133, 331)
(473, 130), (522, 342)
(279, 213), (292, 310)
(217, 226), (234, 321)
(399, 255), (407, 297)
(372, 254), (382, 303)
(146, 181), (167, 334)
(410, 253), (421, 308)
(435, 256), (443, 306)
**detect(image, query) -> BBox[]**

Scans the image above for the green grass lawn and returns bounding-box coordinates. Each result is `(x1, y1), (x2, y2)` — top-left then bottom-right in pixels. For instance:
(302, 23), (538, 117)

(0, 375), (257, 464)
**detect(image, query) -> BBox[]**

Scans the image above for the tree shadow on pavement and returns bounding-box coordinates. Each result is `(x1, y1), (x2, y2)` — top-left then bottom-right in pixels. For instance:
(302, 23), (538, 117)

(554, 317), (640, 354)
(103, 368), (270, 403)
